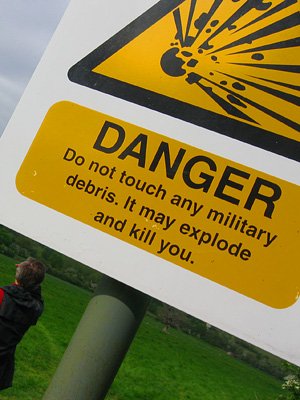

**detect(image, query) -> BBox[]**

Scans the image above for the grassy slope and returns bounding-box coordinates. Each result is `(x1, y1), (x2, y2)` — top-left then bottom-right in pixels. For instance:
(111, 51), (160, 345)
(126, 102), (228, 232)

(0, 254), (282, 399)
(107, 318), (282, 400)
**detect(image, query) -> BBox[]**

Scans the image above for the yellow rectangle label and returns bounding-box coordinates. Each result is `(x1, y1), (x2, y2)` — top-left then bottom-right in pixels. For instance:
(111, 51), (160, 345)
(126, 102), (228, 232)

(16, 101), (300, 308)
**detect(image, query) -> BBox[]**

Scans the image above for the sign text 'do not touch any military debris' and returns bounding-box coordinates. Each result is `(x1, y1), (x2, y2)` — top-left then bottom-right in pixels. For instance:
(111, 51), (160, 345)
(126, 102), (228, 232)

(17, 101), (300, 309)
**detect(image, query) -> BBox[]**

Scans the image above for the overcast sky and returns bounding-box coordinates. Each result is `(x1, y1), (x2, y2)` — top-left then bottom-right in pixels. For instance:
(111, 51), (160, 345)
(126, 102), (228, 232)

(0, 0), (70, 135)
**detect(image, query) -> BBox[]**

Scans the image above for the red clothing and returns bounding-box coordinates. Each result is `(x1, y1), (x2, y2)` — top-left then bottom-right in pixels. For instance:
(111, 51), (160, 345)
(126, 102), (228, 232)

(0, 285), (19, 308)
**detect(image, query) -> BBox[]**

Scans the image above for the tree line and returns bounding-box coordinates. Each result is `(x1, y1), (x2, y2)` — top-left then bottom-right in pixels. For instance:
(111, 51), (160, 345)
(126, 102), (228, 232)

(0, 224), (101, 291)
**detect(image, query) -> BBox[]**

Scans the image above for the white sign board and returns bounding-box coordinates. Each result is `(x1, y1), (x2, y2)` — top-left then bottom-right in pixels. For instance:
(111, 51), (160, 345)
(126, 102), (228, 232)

(1, 0), (300, 364)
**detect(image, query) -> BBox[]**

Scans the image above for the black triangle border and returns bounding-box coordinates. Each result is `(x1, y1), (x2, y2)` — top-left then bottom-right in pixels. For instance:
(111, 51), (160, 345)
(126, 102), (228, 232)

(68, 0), (300, 163)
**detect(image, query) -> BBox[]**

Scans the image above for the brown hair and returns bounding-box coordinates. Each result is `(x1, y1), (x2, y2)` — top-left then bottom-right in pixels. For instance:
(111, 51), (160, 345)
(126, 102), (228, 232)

(16, 258), (46, 290)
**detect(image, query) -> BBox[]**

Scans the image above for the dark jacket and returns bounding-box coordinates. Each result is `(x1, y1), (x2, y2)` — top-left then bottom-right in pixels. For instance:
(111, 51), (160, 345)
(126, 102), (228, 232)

(0, 285), (44, 390)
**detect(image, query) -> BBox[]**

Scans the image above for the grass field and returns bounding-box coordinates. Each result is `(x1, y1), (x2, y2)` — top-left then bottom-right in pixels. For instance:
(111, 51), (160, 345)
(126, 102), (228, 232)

(0, 254), (283, 399)
(107, 320), (283, 400)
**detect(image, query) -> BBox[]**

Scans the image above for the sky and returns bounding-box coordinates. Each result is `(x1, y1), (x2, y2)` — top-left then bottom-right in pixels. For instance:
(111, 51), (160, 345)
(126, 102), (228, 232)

(0, 0), (70, 136)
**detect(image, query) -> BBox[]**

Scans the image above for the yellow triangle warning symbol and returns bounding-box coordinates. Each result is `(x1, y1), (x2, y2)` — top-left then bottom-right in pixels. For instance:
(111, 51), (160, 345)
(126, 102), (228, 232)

(68, 0), (300, 162)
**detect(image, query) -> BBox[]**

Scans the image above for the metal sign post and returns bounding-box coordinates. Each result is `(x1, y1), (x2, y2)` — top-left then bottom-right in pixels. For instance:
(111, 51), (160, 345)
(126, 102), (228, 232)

(42, 274), (150, 400)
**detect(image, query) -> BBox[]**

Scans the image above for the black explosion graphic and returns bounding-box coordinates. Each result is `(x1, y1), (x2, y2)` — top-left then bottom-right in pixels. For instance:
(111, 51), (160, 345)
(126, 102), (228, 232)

(160, 0), (300, 132)
(68, 0), (300, 160)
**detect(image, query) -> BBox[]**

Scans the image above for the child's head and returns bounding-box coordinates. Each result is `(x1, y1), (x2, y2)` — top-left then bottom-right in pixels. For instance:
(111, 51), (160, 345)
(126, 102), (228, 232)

(16, 258), (46, 290)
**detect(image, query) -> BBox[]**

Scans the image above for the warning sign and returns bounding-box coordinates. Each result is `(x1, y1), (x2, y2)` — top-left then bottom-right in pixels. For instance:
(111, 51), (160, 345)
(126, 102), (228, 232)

(68, 0), (300, 162)
(16, 101), (300, 308)
(2, 0), (300, 366)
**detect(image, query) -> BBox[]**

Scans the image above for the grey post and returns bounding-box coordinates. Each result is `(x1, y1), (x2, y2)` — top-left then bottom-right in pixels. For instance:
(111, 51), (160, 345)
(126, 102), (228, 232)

(42, 274), (151, 400)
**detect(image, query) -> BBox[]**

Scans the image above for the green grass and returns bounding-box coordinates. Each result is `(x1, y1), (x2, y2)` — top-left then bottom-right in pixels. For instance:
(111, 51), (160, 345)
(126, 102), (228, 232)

(0, 254), (283, 399)
(106, 318), (282, 400)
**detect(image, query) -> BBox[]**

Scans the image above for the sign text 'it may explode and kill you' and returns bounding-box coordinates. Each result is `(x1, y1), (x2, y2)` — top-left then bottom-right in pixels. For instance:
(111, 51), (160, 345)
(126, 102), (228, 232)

(17, 101), (300, 309)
